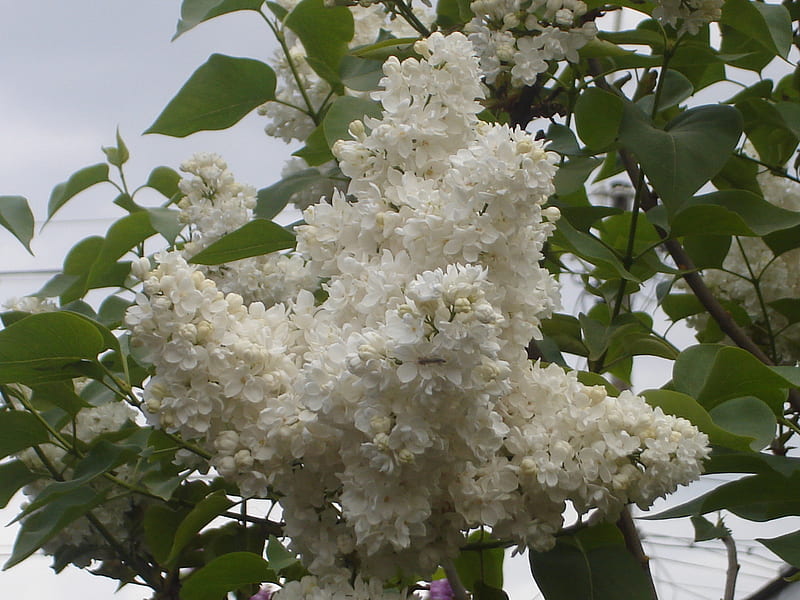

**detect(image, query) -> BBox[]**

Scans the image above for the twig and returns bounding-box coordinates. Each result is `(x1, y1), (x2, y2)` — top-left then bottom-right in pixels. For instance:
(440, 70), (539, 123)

(442, 559), (470, 600)
(617, 507), (659, 600)
(721, 535), (739, 600)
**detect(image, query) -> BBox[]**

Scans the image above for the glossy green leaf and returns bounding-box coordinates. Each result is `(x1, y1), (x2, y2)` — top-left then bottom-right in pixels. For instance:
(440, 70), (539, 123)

(0, 312), (105, 385)
(146, 54), (277, 137)
(148, 208), (183, 244)
(704, 449), (800, 478)
(720, 25), (774, 72)
(545, 123), (582, 156)
(711, 153), (761, 195)
(47, 164), (109, 221)
(553, 157), (602, 196)
(0, 195), (34, 253)
(322, 96), (382, 147)
(30, 381), (89, 416)
(551, 219), (637, 281)
(292, 124), (334, 166)
(88, 212), (157, 286)
(0, 461), (38, 509)
(758, 530), (800, 567)
(180, 552), (273, 600)
(455, 530), (504, 591)
(646, 472), (800, 521)
(256, 169), (321, 219)
(101, 128), (129, 167)
(691, 515), (730, 542)
(4, 486), (106, 569)
(339, 56), (383, 92)
(737, 98), (798, 166)
(574, 88), (624, 150)
(643, 390), (756, 451)
(637, 69), (694, 115)
(618, 104), (742, 213)
(709, 396), (775, 451)
(349, 37), (418, 62)
(661, 294), (705, 321)
(682, 235), (731, 269)
(284, 0), (354, 89)
(673, 345), (792, 413)
(529, 522), (652, 600)
(541, 313), (588, 357)
(0, 411), (50, 460)
(144, 504), (186, 563)
(267, 535), (298, 572)
(145, 166), (182, 201)
(721, 0), (792, 59)
(669, 190), (800, 238)
(669, 42), (726, 90)
(166, 490), (234, 566)
(189, 219), (296, 265)
(173, 0), (264, 39)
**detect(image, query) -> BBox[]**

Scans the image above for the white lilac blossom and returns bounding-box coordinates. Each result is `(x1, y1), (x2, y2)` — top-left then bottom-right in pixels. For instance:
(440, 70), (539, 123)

(691, 164), (800, 363)
(466, 0), (598, 85)
(652, 0), (723, 35)
(16, 398), (145, 568)
(127, 32), (708, 583)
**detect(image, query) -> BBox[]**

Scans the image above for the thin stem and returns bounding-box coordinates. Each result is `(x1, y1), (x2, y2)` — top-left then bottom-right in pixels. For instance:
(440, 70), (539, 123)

(390, 0), (430, 37)
(734, 236), (778, 362)
(617, 508), (659, 600)
(443, 558), (470, 600)
(259, 11), (320, 124)
(737, 153), (800, 184)
(722, 535), (739, 600)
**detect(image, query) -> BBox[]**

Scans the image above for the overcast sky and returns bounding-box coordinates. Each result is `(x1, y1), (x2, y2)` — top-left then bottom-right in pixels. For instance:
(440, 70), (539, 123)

(0, 3), (795, 599)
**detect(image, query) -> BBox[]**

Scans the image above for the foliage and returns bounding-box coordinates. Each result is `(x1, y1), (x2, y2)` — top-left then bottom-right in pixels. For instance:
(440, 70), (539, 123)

(2, 1), (800, 599)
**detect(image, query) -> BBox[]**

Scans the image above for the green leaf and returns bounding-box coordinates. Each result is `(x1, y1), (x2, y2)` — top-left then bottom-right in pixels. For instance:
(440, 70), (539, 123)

(436, 0), (473, 27)
(646, 472), (800, 521)
(146, 54), (277, 137)
(339, 56), (383, 92)
(180, 552), (273, 600)
(4, 486), (107, 569)
(166, 490), (234, 567)
(541, 314), (588, 357)
(643, 389), (757, 451)
(691, 515), (729, 542)
(322, 96), (382, 148)
(661, 294), (705, 321)
(721, 0), (792, 59)
(284, 0), (354, 90)
(682, 235), (731, 269)
(0, 461), (38, 509)
(292, 124), (334, 166)
(637, 69), (694, 115)
(551, 219), (638, 281)
(669, 190), (800, 238)
(758, 529), (800, 567)
(775, 101), (800, 140)
(350, 37), (418, 62)
(0, 195), (34, 253)
(267, 535), (299, 572)
(672, 345), (794, 413)
(711, 153), (761, 195)
(709, 396), (775, 451)
(189, 219), (296, 265)
(174, 0), (264, 39)
(618, 104), (742, 213)
(30, 381), (89, 416)
(256, 169), (322, 219)
(574, 88), (624, 150)
(704, 448), (800, 478)
(529, 522), (653, 600)
(47, 164), (109, 221)
(0, 312), (105, 385)
(144, 504), (186, 564)
(720, 25), (774, 72)
(88, 212), (157, 286)
(101, 128), (129, 167)
(0, 411), (50, 460)
(553, 157), (602, 196)
(145, 166), (182, 201)
(454, 530), (504, 591)
(545, 123), (582, 156)
(620, 105), (742, 213)
(148, 208), (184, 244)
(737, 98), (798, 166)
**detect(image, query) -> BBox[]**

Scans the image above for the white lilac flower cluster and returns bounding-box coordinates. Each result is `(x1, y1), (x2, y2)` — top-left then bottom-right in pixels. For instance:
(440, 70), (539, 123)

(16, 397), (143, 567)
(652, 0), (723, 36)
(465, 0), (598, 85)
(694, 166), (800, 363)
(177, 153), (317, 306)
(127, 32), (708, 585)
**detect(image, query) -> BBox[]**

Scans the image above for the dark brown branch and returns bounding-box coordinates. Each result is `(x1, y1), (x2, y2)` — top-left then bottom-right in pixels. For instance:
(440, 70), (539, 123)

(617, 507), (658, 600)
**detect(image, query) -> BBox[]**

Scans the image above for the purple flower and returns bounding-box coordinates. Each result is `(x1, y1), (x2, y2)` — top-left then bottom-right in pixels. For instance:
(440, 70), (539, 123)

(429, 578), (454, 600)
